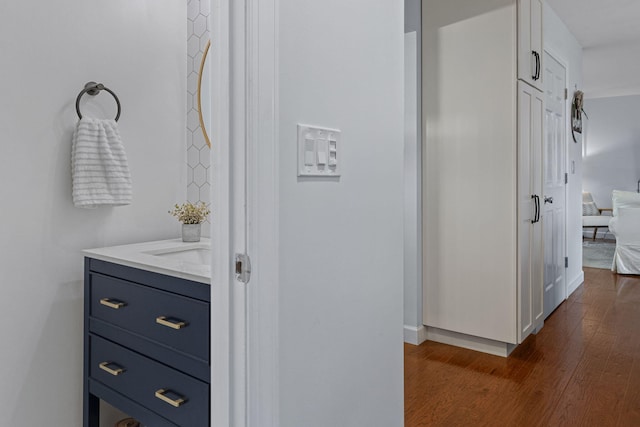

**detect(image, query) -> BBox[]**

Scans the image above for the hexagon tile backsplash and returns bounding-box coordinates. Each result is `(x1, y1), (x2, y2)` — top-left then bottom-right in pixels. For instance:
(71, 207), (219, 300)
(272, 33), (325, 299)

(187, 0), (210, 206)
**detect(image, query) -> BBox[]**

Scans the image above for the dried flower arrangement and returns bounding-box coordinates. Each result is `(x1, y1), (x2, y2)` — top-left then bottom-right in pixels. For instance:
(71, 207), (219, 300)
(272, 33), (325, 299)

(168, 202), (211, 224)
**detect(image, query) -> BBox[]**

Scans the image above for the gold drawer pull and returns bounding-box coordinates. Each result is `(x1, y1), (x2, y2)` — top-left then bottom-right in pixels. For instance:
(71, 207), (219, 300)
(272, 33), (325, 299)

(99, 361), (125, 376)
(156, 316), (188, 330)
(155, 389), (187, 407)
(100, 298), (126, 309)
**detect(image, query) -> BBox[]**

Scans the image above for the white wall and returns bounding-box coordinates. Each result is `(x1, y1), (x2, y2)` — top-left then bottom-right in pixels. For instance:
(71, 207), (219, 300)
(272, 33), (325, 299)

(277, 0), (405, 426)
(583, 95), (640, 213)
(0, 2), (186, 426)
(544, 4), (584, 293)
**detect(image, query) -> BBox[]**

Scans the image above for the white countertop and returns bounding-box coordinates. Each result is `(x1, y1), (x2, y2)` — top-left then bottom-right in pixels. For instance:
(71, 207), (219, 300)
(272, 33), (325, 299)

(83, 238), (211, 284)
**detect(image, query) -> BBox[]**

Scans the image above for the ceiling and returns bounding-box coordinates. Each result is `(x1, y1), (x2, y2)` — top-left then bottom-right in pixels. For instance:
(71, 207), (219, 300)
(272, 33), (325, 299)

(546, 0), (640, 48)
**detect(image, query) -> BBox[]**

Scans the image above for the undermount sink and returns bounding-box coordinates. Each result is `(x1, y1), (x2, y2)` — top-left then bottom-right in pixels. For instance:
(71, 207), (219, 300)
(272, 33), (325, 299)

(145, 245), (211, 265)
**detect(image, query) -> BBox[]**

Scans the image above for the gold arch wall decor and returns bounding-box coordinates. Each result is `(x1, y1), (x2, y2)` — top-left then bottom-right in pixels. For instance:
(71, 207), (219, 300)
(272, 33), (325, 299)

(197, 39), (212, 149)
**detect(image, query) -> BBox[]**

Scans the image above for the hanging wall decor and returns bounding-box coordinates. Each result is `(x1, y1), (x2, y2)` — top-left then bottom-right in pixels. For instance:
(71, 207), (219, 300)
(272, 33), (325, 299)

(571, 89), (588, 142)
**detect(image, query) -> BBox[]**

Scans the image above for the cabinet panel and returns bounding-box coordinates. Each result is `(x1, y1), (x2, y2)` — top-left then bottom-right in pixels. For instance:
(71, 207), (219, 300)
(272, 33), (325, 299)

(518, 85), (533, 338)
(422, 1), (518, 344)
(517, 81), (544, 342)
(518, 0), (544, 90)
(84, 257), (211, 427)
(531, 87), (544, 328)
(90, 273), (209, 361)
(422, 0), (545, 353)
(90, 335), (209, 427)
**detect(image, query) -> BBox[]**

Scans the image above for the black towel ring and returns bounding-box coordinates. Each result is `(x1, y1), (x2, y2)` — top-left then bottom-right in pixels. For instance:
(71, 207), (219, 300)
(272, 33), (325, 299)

(76, 81), (121, 121)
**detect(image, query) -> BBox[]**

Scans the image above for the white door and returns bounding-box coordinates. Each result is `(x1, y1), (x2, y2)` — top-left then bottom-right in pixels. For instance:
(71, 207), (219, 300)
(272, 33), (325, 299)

(542, 52), (567, 318)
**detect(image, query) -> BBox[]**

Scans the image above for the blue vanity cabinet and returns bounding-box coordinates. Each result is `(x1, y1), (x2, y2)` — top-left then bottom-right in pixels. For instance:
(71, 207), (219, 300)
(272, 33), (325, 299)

(83, 258), (210, 427)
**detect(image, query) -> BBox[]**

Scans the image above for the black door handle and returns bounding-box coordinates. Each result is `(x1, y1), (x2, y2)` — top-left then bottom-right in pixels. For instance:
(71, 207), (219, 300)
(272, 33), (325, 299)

(532, 51), (538, 80)
(532, 51), (541, 81)
(531, 195), (540, 224)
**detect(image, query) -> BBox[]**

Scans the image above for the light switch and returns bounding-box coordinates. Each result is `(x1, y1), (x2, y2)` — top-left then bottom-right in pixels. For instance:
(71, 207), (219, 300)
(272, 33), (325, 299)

(298, 124), (341, 177)
(316, 139), (328, 165)
(317, 150), (327, 165)
(304, 152), (314, 166)
(304, 139), (315, 166)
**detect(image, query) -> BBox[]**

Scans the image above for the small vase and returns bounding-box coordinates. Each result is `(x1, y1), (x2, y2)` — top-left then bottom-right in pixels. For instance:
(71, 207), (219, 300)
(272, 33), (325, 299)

(182, 223), (201, 242)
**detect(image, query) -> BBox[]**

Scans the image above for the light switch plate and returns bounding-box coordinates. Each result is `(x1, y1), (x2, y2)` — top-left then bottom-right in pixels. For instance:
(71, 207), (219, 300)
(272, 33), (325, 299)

(297, 124), (341, 177)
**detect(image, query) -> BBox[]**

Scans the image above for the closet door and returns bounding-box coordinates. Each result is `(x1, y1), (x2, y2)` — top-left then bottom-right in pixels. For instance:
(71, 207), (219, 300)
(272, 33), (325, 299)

(517, 81), (544, 342)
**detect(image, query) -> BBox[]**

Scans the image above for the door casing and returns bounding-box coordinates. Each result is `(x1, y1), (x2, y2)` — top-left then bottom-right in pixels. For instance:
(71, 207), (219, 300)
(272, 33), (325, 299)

(209, 0), (281, 426)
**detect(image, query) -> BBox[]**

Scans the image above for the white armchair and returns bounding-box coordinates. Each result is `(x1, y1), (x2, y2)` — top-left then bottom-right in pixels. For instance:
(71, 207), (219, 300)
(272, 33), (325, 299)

(582, 192), (612, 240)
(609, 190), (640, 274)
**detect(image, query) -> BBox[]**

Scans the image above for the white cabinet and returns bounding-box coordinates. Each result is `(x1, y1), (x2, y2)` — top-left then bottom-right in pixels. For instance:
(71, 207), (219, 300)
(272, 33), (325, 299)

(517, 0), (545, 342)
(422, 0), (545, 355)
(518, 0), (544, 91)
(518, 81), (544, 340)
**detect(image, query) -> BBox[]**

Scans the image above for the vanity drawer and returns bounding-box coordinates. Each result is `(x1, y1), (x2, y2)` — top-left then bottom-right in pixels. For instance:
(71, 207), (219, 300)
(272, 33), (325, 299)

(90, 273), (209, 361)
(90, 335), (209, 427)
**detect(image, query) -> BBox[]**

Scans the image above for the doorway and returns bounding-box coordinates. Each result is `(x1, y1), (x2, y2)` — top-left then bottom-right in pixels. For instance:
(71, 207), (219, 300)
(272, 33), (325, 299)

(542, 51), (568, 318)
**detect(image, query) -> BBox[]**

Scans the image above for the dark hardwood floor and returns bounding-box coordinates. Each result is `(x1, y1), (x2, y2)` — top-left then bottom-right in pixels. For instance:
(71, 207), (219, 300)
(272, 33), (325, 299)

(405, 267), (640, 426)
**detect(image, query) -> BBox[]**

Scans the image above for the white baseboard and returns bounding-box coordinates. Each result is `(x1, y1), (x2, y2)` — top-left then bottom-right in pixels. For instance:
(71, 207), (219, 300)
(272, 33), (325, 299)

(403, 324), (428, 345)
(568, 271), (584, 297)
(425, 327), (515, 357)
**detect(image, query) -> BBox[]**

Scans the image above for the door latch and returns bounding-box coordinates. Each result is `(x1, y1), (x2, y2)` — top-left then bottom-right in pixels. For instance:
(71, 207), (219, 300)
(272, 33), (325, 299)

(235, 253), (251, 284)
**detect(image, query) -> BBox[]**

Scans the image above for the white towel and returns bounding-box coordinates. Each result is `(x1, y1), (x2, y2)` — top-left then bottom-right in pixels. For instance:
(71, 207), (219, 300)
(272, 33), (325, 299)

(71, 117), (132, 208)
